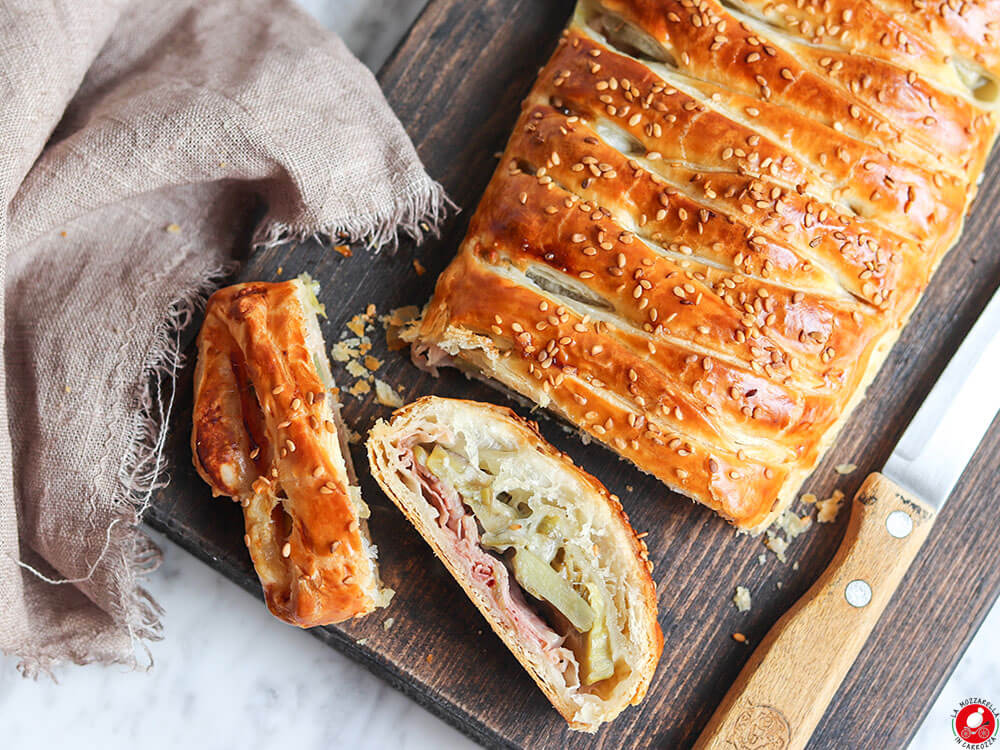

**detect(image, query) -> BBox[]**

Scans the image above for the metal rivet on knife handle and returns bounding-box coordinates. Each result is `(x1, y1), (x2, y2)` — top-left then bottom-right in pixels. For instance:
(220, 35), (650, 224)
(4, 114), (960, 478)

(844, 580), (872, 608)
(886, 510), (913, 539)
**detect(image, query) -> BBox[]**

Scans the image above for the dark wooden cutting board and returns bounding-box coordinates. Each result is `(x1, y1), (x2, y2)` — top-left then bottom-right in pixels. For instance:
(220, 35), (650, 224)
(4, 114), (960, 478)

(146, 1), (1000, 747)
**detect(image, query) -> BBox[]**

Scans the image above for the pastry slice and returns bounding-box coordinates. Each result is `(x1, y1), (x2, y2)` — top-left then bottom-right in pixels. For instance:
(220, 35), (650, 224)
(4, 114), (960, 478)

(192, 276), (392, 627)
(367, 396), (663, 732)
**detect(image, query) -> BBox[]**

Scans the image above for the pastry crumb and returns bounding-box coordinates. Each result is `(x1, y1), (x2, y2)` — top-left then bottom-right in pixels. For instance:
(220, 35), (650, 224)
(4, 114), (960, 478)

(801, 492), (817, 504)
(381, 305), (421, 350)
(165, 222), (181, 233)
(413, 258), (426, 275)
(331, 339), (360, 362)
(762, 508), (812, 563)
(763, 532), (789, 563)
(733, 586), (751, 613)
(426, 653), (434, 664)
(346, 359), (368, 378)
(732, 632), (747, 643)
(816, 489), (846, 523)
(357, 638), (368, 646)
(346, 317), (367, 337)
(345, 306), (377, 338)
(329, 304), (389, 401)
(346, 428), (362, 445)
(375, 379), (404, 408)
(777, 509), (813, 541)
(835, 463), (857, 475)
(334, 244), (352, 257)
(381, 305), (420, 328)
(348, 380), (371, 397)
(382, 617), (395, 631)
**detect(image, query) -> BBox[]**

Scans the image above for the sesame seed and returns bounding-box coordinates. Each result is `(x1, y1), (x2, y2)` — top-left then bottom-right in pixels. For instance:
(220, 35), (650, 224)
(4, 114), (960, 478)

(281, 542), (291, 558)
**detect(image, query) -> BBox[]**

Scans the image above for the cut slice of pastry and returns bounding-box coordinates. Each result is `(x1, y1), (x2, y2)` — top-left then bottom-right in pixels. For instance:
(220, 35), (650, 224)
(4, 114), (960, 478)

(192, 276), (392, 627)
(406, 0), (1000, 532)
(366, 396), (663, 732)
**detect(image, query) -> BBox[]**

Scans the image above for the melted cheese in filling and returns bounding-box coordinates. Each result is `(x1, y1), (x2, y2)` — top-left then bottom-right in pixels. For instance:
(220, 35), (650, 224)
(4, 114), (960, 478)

(413, 441), (620, 688)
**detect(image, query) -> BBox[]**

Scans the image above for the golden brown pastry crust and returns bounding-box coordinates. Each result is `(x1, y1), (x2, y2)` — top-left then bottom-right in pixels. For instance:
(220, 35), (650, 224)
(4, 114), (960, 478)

(366, 396), (663, 731)
(192, 279), (389, 627)
(409, 0), (1000, 531)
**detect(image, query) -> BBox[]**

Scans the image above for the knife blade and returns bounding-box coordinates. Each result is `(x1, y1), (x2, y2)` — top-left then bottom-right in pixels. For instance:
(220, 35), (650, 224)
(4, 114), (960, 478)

(694, 284), (1000, 750)
(883, 286), (1000, 508)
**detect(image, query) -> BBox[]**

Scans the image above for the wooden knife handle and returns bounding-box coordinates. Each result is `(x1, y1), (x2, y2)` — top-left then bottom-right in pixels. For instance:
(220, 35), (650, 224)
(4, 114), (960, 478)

(693, 473), (936, 750)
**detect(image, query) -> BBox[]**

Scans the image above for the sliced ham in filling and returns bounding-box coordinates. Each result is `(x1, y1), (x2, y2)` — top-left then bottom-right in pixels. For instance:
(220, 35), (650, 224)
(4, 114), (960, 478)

(398, 432), (581, 690)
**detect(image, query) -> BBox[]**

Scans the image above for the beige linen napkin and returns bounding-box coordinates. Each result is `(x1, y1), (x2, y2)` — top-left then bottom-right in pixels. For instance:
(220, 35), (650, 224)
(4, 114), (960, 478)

(1, 0), (444, 675)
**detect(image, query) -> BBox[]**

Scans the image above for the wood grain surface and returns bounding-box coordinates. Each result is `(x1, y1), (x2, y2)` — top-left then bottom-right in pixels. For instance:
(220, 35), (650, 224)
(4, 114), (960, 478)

(146, 1), (1000, 748)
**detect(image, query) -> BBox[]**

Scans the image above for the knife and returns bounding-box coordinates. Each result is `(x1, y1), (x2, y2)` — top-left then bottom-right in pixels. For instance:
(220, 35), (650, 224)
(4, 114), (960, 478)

(694, 285), (1000, 750)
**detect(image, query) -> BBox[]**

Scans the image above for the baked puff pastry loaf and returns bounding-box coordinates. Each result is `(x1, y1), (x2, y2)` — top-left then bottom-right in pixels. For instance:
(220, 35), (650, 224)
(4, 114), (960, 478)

(367, 397), (663, 732)
(192, 277), (392, 627)
(408, 0), (1000, 531)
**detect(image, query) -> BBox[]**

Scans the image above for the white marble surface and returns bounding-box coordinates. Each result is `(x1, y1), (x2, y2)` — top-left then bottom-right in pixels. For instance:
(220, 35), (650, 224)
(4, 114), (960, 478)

(0, 529), (474, 750)
(1, 3), (996, 749)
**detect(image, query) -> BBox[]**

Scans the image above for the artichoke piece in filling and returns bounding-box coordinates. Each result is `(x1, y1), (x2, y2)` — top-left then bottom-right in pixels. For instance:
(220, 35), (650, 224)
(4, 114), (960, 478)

(412, 443), (615, 686)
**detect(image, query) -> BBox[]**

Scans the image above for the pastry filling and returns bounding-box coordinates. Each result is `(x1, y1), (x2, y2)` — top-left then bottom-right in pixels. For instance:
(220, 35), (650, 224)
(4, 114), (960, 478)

(405, 438), (622, 693)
